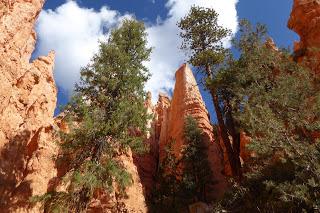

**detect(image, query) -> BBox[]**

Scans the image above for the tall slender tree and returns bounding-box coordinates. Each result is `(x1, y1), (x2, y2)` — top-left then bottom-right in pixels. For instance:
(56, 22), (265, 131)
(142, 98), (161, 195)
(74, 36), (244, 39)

(178, 6), (241, 177)
(34, 19), (152, 212)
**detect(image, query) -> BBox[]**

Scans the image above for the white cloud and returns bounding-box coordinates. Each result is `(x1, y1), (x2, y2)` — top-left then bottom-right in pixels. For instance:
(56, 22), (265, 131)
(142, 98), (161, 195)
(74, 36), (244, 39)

(35, 0), (238, 102)
(35, 1), (128, 95)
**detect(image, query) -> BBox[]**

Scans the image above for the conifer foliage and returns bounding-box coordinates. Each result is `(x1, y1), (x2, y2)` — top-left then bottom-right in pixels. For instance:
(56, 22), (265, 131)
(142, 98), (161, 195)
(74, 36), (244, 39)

(181, 116), (213, 203)
(34, 19), (152, 212)
(214, 20), (320, 212)
(151, 116), (214, 211)
(179, 6), (320, 211)
(178, 6), (242, 178)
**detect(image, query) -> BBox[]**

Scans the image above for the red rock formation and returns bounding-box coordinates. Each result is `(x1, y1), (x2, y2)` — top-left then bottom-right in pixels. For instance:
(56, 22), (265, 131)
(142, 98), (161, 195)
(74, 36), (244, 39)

(157, 64), (227, 199)
(134, 64), (227, 200)
(89, 150), (148, 212)
(288, 0), (320, 75)
(53, 115), (148, 213)
(0, 0), (58, 211)
(288, 0), (320, 142)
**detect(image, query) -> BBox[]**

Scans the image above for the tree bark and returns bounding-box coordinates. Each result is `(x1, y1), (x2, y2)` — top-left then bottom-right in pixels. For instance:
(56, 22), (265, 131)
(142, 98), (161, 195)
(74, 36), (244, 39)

(210, 89), (239, 176)
(225, 100), (241, 152)
(224, 99), (242, 178)
(205, 65), (240, 177)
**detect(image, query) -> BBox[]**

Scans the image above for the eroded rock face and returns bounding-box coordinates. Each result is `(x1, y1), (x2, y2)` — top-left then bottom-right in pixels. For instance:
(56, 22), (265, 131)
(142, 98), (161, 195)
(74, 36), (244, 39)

(288, 0), (320, 75)
(0, 0), (58, 211)
(166, 64), (215, 157)
(157, 64), (227, 199)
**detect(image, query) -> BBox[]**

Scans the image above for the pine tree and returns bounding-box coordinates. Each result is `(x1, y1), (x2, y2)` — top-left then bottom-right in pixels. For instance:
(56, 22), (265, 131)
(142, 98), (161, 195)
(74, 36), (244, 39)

(214, 20), (320, 212)
(178, 6), (241, 177)
(34, 19), (152, 212)
(181, 116), (213, 203)
(151, 139), (183, 212)
(151, 116), (215, 211)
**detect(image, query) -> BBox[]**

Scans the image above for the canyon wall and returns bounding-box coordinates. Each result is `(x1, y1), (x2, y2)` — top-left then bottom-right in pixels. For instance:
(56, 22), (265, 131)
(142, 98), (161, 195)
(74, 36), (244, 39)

(3, 0), (318, 211)
(0, 0), (58, 211)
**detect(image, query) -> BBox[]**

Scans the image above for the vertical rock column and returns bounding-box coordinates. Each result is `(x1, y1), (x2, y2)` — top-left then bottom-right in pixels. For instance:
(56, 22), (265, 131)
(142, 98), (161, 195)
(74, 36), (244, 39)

(162, 64), (227, 199)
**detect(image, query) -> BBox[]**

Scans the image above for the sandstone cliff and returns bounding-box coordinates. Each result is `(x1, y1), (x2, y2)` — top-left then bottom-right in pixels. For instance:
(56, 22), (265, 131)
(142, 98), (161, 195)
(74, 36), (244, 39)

(288, 0), (320, 75)
(0, 0), (58, 211)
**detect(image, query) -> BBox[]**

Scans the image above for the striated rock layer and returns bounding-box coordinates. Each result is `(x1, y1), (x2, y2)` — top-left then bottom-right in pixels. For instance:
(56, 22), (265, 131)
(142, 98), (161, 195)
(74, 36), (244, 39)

(0, 0), (58, 212)
(288, 0), (320, 75)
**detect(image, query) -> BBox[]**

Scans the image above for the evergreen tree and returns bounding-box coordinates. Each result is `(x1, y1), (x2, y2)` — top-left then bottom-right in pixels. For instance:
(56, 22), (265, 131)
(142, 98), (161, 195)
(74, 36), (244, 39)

(181, 116), (213, 203)
(34, 19), (152, 212)
(151, 140), (183, 212)
(178, 6), (241, 177)
(151, 116), (215, 211)
(214, 20), (320, 212)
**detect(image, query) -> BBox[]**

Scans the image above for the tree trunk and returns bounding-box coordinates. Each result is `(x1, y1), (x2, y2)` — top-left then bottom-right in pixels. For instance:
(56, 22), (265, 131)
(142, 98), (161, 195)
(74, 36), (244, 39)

(205, 65), (240, 177)
(224, 99), (242, 175)
(210, 89), (240, 177)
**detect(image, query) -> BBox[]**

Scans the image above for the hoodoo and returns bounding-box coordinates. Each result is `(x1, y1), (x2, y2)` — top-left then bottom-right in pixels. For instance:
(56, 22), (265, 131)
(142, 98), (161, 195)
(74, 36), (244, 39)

(158, 64), (227, 199)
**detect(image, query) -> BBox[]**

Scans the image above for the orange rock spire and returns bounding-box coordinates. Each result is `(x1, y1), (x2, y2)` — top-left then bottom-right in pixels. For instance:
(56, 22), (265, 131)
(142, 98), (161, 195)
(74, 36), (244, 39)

(157, 64), (227, 199)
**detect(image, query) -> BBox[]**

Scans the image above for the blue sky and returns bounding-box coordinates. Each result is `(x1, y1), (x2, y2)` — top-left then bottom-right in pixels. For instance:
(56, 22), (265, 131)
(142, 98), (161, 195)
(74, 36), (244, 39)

(36, 0), (298, 122)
